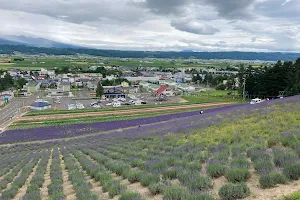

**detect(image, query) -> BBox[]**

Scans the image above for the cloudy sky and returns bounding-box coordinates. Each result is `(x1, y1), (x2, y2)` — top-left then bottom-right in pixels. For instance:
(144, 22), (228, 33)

(0, 0), (299, 52)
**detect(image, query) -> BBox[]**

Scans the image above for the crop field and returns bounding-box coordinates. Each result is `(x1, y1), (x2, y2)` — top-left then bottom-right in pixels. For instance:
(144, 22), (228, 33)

(0, 96), (300, 200)
(0, 56), (239, 70)
(10, 105), (229, 130)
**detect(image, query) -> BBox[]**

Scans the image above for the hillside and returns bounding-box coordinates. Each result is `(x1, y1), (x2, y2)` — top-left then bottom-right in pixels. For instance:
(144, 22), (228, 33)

(0, 96), (300, 199)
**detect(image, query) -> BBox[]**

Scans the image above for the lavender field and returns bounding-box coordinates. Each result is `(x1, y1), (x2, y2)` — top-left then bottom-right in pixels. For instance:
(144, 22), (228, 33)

(0, 96), (300, 200)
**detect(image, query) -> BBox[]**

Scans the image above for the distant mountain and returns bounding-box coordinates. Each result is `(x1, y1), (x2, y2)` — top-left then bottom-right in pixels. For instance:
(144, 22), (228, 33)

(180, 50), (195, 52)
(0, 44), (300, 61)
(0, 35), (83, 48)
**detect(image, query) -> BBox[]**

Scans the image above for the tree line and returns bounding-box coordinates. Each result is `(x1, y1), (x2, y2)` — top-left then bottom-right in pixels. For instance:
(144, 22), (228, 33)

(0, 70), (27, 92)
(238, 58), (300, 98)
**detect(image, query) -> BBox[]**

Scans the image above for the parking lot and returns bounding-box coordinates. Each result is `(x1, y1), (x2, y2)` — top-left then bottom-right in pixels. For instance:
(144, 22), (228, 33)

(50, 93), (186, 110)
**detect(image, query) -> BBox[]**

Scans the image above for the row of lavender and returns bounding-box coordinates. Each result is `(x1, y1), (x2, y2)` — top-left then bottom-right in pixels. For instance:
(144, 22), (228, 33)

(1, 128), (300, 199)
(3, 95), (298, 144)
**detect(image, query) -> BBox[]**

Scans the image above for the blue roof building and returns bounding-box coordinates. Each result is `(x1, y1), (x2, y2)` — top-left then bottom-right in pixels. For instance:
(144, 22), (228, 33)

(30, 102), (52, 110)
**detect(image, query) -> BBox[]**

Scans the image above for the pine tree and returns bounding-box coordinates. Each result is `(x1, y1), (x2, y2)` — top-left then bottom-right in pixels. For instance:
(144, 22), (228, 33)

(96, 82), (104, 98)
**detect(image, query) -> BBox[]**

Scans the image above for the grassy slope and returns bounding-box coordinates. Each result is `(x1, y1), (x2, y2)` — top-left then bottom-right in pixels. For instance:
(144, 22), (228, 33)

(183, 102), (300, 145)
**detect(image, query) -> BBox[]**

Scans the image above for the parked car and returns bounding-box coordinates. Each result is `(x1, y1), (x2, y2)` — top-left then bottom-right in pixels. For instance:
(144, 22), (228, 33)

(112, 102), (121, 107)
(90, 102), (98, 106)
(67, 104), (76, 110)
(76, 103), (85, 109)
(250, 98), (264, 104)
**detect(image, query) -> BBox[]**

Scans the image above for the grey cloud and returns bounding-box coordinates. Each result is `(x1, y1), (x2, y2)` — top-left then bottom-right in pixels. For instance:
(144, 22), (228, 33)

(0, 0), (147, 24)
(142, 0), (256, 20)
(201, 0), (255, 19)
(171, 20), (219, 35)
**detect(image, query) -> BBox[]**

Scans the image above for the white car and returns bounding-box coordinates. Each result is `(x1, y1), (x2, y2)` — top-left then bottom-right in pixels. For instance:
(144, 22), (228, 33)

(93, 104), (101, 108)
(112, 102), (121, 107)
(250, 98), (264, 104)
(76, 103), (85, 109)
(106, 103), (112, 106)
(67, 104), (76, 110)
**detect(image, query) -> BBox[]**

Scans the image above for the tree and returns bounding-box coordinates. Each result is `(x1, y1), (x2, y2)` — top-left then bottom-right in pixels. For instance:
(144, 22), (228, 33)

(96, 82), (104, 98)
(192, 73), (202, 83)
(15, 78), (27, 90)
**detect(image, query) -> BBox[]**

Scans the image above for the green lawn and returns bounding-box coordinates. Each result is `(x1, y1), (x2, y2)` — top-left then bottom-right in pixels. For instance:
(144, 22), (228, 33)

(181, 90), (243, 104)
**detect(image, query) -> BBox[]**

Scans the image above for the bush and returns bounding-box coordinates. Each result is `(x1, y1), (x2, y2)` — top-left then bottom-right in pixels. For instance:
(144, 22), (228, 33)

(127, 171), (143, 183)
(207, 164), (227, 178)
(254, 161), (274, 175)
(162, 169), (177, 180)
(273, 149), (299, 168)
(187, 193), (215, 200)
(186, 162), (202, 171)
(140, 173), (160, 187)
(218, 183), (250, 200)
(188, 175), (213, 191)
(267, 137), (280, 148)
(163, 186), (187, 200)
(108, 180), (125, 198)
(230, 158), (250, 169)
(259, 172), (287, 189)
(225, 168), (251, 183)
(119, 191), (144, 200)
(283, 163), (300, 180)
(148, 182), (166, 195)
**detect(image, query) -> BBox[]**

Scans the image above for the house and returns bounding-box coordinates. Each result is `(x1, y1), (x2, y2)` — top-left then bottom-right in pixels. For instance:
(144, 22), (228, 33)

(61, 82), (71, 92)
(87, 80), (99, 91)
(124, 76), (160, 83)
(121, 81), (129, 88)
(30, 101), (52, 110)
(26, 81), (41, 93)
(153, 85), (168, 97)
(103, 86), (125, 98)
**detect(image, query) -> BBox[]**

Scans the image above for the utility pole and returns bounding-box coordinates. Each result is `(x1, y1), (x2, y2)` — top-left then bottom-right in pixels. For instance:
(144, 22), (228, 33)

(243, 77), (246, 101)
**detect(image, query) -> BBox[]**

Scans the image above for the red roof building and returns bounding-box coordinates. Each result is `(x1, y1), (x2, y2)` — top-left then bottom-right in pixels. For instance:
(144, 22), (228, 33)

(154, 85), (168, 96)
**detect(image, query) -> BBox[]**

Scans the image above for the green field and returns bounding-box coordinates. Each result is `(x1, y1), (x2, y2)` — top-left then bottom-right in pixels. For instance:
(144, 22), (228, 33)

(182, 90), (243, 104)
(0, 56), (239, 70)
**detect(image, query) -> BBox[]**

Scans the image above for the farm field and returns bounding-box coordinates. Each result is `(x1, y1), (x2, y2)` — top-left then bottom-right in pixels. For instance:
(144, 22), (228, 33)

(22, 102), (234, 121)
(0, 56), (244, 70)
(10, 104), (229, 130)
(0, 96), (300, 200)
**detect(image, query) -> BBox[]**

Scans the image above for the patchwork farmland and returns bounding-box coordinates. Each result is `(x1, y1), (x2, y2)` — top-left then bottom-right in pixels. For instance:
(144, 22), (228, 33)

(1, 96), (300, 200)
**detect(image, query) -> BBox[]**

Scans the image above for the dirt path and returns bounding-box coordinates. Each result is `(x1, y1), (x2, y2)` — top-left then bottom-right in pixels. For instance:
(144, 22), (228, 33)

(41, 149), (53, 200)
(212, 176), (227, 199)
(12, 159), (41, 200)
(19, 102), (234, 121)
(59, 150), (77, 200)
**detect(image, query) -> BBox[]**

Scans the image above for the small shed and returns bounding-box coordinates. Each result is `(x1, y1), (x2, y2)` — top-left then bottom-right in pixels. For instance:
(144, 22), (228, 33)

(30, 102), (52, 110)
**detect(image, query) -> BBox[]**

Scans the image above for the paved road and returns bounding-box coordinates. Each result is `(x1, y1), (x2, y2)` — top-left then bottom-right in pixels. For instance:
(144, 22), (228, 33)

(0, 97), (35, 130)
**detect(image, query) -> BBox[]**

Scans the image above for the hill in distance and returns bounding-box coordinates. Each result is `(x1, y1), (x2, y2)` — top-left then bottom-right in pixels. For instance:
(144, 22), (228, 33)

(0, 35), (82, 48)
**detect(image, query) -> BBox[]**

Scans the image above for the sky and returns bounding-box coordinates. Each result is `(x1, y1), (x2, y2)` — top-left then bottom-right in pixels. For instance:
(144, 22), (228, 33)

(0, 0), (300, 52)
